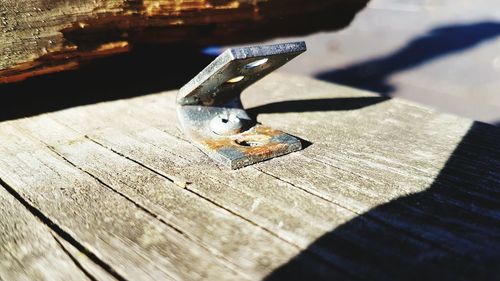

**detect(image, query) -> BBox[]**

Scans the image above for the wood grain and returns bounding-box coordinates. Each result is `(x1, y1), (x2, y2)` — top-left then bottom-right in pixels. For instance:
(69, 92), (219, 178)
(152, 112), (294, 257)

(0, 73), (498, 280)
(0, 123), (248, 281)
(0, 182), (94, 281)
(0, 0), (368, 83)
(14, 114), (343, 280)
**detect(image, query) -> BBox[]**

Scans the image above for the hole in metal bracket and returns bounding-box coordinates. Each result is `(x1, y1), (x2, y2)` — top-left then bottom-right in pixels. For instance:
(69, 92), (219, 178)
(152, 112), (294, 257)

(226, 76), (245, 83)
(234, 134), (271, 147)
(244, 58), (269, 69)
(235, 139), (264, 147)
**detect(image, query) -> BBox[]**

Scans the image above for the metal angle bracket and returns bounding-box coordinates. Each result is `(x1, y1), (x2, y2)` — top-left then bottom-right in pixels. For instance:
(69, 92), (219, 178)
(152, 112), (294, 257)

(177, 41), (306, 169)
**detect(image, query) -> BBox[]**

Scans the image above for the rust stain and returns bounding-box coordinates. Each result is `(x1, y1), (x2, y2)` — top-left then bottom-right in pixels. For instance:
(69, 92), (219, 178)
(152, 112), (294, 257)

(245, 125), (282, 138)
(202, 124), (284, 157)
(244, 141), (285, 158)
(203, 137), (235, 151)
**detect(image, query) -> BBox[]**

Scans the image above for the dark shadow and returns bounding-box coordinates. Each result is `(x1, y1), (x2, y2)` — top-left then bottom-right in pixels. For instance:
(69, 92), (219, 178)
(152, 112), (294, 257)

(246, 97), (389, 120)
(316, 22), (500, 96)
(0, 45), (214, 122)
(0, 48), (389, 124)
(265, 122), (500, 280)
(296, 136), (313, 150)
(0, 0), (372, 123)
(246, 96), (388, 151)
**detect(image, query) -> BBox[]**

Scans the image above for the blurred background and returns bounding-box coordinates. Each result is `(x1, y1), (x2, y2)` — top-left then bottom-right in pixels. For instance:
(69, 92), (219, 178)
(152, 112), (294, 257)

(257, 0), (500, 125)
(1, 0), (499, 126)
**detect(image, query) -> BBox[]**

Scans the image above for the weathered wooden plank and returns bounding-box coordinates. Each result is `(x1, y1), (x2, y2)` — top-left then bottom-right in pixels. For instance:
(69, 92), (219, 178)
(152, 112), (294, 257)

(12, 114), (346, 280)
(0, 182), (94, 281)
(0, 123), (248, 281)
(242, 75), (500, 259)
(1, 73), (498, 280)
(54, 238), (119, 281)
(49, 109), (356, 248)
(37, 73), (498, 279)
(0, 0), (368, 83)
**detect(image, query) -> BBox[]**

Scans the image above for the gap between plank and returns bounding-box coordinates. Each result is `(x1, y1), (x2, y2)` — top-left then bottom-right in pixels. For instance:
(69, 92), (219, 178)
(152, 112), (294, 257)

(309, 156), (500, 236)
(0, 177), (128, 281)
(66, 113), (475, 263)
(51, 233), (100, 281)
(15, 112), (361, 280)
(257, 158), (480, 261)
(81, 135), (363, 281)
(43, 144), (246, 278)
(83, 135), (302, 249)
(40, 114), (333, 270)
(45, 113), (451, 278)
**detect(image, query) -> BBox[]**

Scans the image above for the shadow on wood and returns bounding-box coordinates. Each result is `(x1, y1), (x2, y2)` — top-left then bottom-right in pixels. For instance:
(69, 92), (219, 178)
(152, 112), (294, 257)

(246, 97), (389, 120)
(316, 21), (500, 96)
(264, 121), (500, 281)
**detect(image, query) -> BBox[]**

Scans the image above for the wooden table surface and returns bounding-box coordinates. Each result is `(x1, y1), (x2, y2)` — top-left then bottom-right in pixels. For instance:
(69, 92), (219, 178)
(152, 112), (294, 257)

(0, 73), (499, 281)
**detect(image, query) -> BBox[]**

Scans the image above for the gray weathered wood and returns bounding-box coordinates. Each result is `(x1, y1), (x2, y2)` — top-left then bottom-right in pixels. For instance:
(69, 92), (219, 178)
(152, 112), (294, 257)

(0, 124), (248, 281)
(54, 238), (119, 281)
(0, 73), (499, 280)
(0, 183), (94, 281)
(14, 114), (340, 280)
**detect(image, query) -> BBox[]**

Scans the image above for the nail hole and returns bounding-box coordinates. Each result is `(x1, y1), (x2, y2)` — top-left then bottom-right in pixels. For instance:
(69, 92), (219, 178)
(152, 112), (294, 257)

(226, 76), (244, 83)
(244, 58), (268, 69)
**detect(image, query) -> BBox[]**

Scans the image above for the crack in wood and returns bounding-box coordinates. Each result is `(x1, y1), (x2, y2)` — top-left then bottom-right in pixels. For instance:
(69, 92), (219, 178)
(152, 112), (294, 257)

(82, 133), (302, 250)
(253, 165), (484, 264)
(43, 143), (247, 277)
(265, 153), (500, 259)
(58, 119), (436, 279)
(51, 233), (101, 281)
(2, 73), (497, 279)
(47, 108), (488, 275)
(0, 178), (128, 281)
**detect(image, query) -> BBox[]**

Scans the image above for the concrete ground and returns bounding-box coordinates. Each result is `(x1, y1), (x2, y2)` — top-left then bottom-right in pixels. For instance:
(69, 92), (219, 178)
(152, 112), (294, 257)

(260, 0), (500, 125)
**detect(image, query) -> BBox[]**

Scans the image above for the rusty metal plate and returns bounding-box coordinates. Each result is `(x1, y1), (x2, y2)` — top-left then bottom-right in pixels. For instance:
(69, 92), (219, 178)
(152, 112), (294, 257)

(177, 41), (306, 169)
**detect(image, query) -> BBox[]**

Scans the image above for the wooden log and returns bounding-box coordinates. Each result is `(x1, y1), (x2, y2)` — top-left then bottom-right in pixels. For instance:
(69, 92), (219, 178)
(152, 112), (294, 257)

(0, 0), (368, 83)
(0, 74), (498, 280)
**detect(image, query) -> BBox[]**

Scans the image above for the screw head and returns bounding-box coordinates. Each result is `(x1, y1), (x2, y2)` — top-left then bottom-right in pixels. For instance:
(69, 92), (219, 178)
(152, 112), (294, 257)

(210, 113), (243, 135)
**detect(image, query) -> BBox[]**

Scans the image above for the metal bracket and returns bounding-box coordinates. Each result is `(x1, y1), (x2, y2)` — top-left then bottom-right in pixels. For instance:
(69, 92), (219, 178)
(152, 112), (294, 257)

(177, 41), (306, 169)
